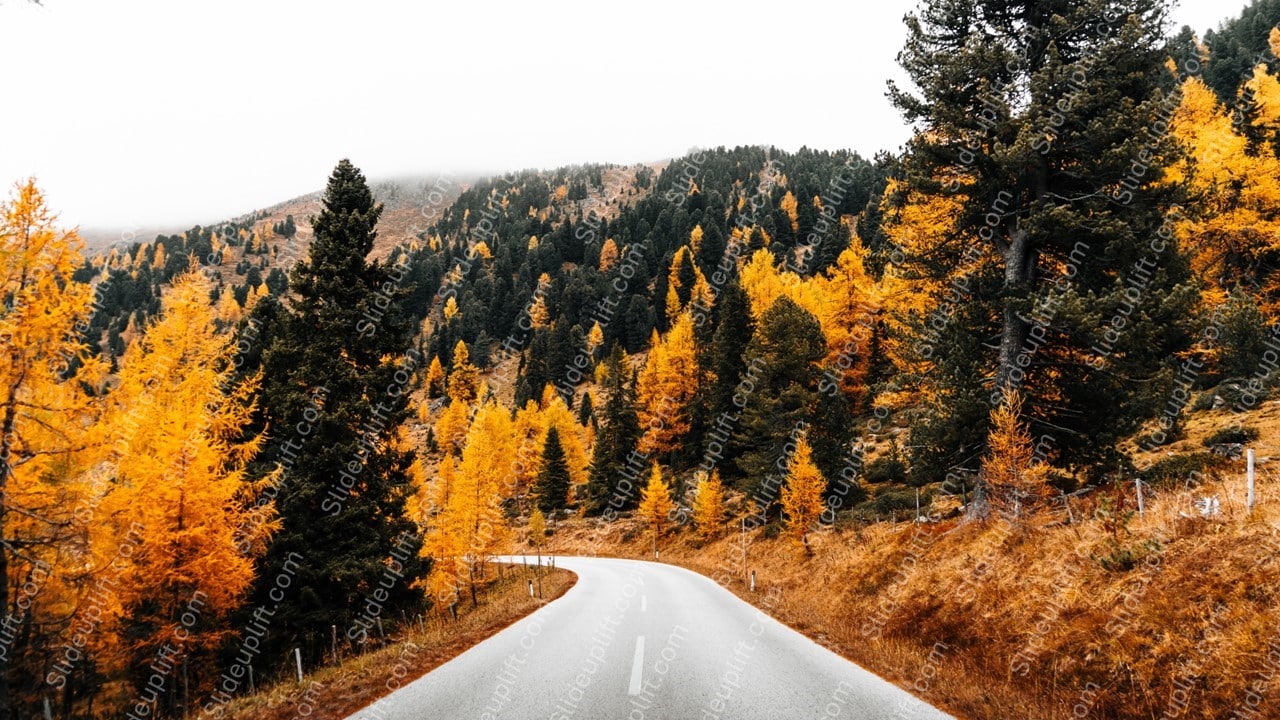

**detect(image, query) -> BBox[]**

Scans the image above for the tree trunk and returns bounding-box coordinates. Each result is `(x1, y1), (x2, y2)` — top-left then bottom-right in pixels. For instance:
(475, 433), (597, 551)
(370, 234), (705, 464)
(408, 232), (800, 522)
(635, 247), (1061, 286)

(0, 396), (16, 720)
(997, 227), (1036, 393)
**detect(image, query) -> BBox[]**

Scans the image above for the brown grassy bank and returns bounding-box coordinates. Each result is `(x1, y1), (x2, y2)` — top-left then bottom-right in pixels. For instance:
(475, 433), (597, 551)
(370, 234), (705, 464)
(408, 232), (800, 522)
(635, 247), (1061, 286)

(203, 564), (575, 720)
(537, 456), (1280, 720)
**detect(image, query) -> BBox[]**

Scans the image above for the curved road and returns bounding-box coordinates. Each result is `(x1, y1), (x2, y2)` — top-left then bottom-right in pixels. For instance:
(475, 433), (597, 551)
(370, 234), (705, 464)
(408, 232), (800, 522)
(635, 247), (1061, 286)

(344, 556), (953, 720)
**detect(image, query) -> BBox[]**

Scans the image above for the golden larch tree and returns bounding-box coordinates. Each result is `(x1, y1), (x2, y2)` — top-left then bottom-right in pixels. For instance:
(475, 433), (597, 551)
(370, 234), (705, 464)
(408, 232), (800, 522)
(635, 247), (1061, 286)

(539, 393), (590, 489)
(447, 340), (481, 404)
(587, 321), (605, 354)
(980, 390), (1052, 519)
(426, 402), (512, 607)
(780, 190), (800, 232)
(637, 464), (675, 555)
(635, 313), (698, 456)
(99, 266), (275, 704)
(1168, 74), (1280, 312)
(0, 181), (108, 716)
(599, 238), (620, 271)
(425, 355), (446, 398)
(781, 436), (826, 553)
(692, 470), (726, 540)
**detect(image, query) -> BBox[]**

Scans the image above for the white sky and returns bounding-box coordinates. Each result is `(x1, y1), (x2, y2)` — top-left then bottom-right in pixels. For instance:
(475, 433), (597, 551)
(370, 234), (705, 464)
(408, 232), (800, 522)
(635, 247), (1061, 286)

(0, 0), (1245, 230)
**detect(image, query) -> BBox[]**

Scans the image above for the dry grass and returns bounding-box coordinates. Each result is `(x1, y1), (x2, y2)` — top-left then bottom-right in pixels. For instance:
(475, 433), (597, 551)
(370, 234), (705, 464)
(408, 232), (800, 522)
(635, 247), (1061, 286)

(542, 458), (1280, 719)
(203, 564), (575, 720)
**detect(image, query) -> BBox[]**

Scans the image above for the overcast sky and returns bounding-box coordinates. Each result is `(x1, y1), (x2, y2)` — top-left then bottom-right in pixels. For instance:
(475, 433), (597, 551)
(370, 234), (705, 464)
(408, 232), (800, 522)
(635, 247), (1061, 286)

(0, 0), (1246, 230)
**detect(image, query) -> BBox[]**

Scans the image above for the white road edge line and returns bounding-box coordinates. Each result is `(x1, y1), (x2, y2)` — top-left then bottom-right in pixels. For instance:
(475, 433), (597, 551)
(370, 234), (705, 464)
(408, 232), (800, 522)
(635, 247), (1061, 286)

(628, 636), (645, 695)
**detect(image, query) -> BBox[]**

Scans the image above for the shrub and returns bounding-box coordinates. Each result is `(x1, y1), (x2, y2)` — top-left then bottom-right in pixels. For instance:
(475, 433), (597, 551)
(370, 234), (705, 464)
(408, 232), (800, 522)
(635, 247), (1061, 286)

(1217, 380), (1270, 412)
(1140, 452), (1224, 488)
(868, 489), (920, 515)
(1202, 425), (1259, 447)
(863, 455), (907, 484)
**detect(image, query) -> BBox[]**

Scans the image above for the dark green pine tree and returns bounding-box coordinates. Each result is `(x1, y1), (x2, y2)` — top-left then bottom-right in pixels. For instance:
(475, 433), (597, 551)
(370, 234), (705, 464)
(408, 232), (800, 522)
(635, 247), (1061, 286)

(578, 391), (595, 427)
(674, 248), (697, 306)
(700, 281), (755, 485)
(515, 328), (550, 408)
(245, 159), (426, 668)
(889, 0), (1197, 483)
(735, 296), (827, 514)
(535, 426), (572, 514)
(583, 346), (643, 514)
(695, 223), (727, 277)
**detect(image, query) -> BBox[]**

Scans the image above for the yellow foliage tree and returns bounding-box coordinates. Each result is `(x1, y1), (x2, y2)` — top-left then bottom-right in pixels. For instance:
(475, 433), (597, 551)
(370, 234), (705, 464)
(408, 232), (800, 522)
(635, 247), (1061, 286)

(980, 390), (1052, 519)
(636, 313), (698, 456)
(599, 238), (620, 271)
(781, 436), (826, 553)
(637, 464), (675, 555)
(425, 355), (446, 397)
(424, 402), (513, 608)
(101, 266), (275, 671)
(216, 288), (242, 325)
(447, 340), (481, 404)
(539, 393), (590, 489)
(692, 470), (726, 540)
(0, 181), (108, 711)
(876, 177), (972, 378)
(812, 238), (880, 396)
(443, 296), (460, 321)
(529, 273), (552, 329)
(780, 190), (799, 232)
(1169, 74), (1280, 312)
(587, 321), (605, 353)
(665, 283), (682, 325)
(434, 397), (471, 455)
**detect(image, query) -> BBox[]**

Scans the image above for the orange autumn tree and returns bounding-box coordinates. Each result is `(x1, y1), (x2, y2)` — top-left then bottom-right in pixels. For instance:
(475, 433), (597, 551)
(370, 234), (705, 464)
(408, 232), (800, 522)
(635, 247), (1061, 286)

(876, 176), (971, 374)
(781, 436), (826, 553)
(424, 355), (445, 398)
(980, 391), (1052, 519)
(423, 402), (512, 608)
(0, 180), (108, 717)
(637, 464), (674, 556)
(99, 266), (275, 709)
(635, 313), (699, 457)
(1168, 74), (1280, 307)
(434, 341), (481, 453)
(598, 238), (620, 272)
(691, 470), (726, 540)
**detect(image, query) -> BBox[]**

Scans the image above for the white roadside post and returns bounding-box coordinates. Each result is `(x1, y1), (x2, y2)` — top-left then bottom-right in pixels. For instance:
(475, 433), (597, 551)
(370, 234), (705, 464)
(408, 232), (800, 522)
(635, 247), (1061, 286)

(1248, 448), (1256, 514)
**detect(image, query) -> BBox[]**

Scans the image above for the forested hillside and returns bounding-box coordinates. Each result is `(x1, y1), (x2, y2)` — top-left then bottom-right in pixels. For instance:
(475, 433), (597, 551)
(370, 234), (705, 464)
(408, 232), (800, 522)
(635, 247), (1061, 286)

(8, 1), (1280, 718)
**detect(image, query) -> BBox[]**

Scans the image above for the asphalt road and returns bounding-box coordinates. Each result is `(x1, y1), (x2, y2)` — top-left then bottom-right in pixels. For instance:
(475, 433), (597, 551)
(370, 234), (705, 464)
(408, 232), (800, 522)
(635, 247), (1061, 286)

(344, 556), (954, 720)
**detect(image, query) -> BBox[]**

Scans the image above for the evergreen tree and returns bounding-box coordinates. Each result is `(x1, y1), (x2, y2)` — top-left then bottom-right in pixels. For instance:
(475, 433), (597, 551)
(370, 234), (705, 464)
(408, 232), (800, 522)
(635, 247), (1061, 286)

(735, 297), (827, 512)
(703, 281), (755, 484)
(535, 426), (571, 514)
(888, 0), (1197, 482)
(583, 347), (643, 513)
(623, 295), (653, 352)
(244, 160), (425, 669)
